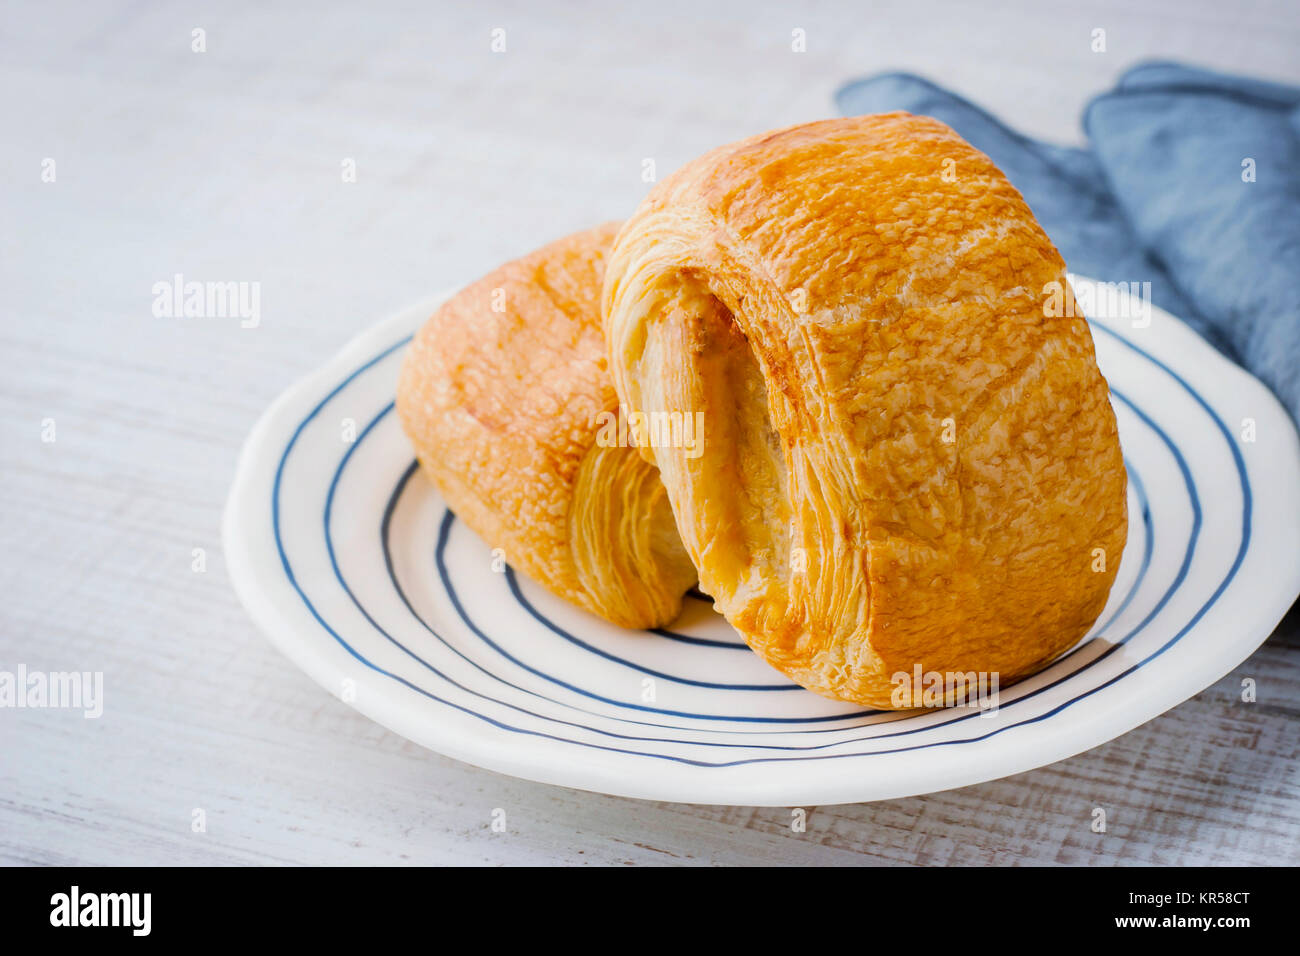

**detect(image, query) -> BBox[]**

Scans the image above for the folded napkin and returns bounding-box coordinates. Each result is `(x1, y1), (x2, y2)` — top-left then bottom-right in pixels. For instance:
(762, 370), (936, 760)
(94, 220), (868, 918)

(836, 63), (1300, 424)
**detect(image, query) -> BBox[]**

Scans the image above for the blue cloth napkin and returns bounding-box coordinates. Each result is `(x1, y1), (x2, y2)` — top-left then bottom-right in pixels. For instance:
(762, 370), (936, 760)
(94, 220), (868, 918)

(836, 63), (1300, 423)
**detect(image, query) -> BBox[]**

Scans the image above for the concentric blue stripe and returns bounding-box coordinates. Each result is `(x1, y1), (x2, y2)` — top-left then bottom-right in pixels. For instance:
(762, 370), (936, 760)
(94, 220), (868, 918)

(344, 355), (1181, 743)
(375, 440), (1149, 735)
(272, 319), (1249, 767)
(424, 416), (1155, 724)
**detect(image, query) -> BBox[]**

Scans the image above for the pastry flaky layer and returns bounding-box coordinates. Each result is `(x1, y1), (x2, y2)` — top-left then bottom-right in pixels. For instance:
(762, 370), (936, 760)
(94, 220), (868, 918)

(396, 223), (696, 629)
(602, 112), (1129, 709)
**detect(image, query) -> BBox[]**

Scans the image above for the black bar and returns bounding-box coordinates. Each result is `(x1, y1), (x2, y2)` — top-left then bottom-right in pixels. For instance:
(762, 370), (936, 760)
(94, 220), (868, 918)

(0, 865), (1280, 942)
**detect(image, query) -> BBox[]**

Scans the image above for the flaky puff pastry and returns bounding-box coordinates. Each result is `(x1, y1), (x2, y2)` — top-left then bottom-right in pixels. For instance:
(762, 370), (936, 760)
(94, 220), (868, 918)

(396, 223), (696, 629)
(603, 113), (1128, 708)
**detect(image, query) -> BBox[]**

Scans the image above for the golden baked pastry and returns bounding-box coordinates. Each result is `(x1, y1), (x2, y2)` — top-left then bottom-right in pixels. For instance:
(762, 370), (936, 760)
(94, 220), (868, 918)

(396, 223), (697, 629)
(602, 113), (1128, 708)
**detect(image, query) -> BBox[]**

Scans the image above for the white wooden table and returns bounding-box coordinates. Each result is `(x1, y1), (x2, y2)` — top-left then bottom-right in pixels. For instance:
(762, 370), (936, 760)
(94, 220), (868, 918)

(3, 0), (1298, 866)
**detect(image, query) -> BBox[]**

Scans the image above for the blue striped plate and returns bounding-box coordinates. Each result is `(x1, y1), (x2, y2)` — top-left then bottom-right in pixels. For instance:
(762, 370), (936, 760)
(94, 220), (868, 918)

(223, 278), (1300, 805)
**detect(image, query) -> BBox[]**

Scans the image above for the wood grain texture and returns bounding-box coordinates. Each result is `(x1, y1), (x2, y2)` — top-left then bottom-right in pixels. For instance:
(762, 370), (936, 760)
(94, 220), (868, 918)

(1, 0), (1298, 866)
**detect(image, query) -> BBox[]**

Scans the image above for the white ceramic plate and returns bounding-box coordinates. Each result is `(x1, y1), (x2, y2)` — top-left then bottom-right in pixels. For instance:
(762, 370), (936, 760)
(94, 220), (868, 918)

(223, 278), (1300, 805)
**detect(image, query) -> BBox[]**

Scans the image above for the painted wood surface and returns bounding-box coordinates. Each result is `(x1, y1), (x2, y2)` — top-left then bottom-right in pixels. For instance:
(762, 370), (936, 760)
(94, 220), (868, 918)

(2, 0), (1298, 866)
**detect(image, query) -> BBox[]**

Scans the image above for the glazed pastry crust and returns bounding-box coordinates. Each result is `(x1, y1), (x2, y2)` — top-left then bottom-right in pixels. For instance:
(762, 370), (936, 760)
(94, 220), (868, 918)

(396, 224), (696, 629)
(603, 113), (1129, 707)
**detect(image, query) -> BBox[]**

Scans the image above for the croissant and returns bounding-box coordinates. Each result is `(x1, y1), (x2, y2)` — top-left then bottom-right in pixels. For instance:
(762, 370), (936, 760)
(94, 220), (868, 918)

(602, 113), (1129, 708)
(396, 223), (696, 629)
